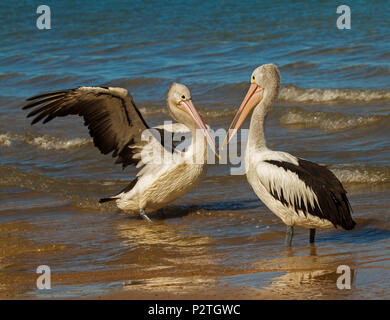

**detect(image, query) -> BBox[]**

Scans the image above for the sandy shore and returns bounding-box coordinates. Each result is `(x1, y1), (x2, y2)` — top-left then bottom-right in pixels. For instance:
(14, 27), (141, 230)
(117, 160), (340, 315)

(89, 285), (274, 300)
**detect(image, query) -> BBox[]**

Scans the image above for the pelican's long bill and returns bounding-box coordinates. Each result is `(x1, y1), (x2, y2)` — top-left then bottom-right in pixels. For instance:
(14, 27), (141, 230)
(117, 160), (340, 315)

(179, 99), (219, 157)
(222, 83), (264, 149)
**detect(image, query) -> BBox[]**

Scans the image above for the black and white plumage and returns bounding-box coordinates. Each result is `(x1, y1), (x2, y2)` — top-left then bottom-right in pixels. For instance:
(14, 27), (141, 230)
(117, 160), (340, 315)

(224, 64), (355, 245)
(264, 158), (353, 229)
(23, 84), (216, 221)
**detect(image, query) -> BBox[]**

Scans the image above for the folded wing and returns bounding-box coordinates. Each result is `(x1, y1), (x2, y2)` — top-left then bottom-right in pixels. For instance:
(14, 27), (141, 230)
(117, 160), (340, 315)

(256, 158), (355, 230)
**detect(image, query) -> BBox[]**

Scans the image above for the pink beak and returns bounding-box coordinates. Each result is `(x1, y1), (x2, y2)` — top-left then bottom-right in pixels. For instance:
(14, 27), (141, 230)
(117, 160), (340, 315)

(222, 83), (264, 149)
(180, 99), (219, 157)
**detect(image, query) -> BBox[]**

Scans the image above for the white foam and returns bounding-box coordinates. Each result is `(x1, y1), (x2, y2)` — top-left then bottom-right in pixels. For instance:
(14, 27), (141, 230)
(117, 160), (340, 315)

(28, 136), (90, 150)
(280, 107), (385, 131)
(0, 132), (90, 150)
(0, 134), (12, 147)
(279, 85), (390, 103)
(332, 166), (390, 184)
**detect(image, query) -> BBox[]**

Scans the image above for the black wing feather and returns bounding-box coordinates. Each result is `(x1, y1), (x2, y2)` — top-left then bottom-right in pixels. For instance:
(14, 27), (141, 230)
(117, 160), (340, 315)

(265, 159), (355, 230)
(23, 86), (149, 168)
(25, 90), (69, 102)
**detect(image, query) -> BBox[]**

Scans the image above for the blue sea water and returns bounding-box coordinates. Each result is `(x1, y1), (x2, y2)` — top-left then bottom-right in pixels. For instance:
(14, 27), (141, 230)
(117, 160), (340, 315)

(1, 0), (390, 100)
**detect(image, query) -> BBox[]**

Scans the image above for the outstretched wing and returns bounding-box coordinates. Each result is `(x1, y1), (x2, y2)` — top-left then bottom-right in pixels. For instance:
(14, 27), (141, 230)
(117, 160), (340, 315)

(23, 86), (149, 168)
(256, 158), (355, 230)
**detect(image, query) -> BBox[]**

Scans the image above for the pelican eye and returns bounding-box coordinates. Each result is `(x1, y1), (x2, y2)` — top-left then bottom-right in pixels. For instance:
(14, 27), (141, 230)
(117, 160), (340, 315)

(252, 75), (256, 81)
(181, 95), (185, 99)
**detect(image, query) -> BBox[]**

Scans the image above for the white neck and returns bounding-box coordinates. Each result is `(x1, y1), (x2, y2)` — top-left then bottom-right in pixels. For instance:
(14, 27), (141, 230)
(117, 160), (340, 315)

(247, 89), (275, 151)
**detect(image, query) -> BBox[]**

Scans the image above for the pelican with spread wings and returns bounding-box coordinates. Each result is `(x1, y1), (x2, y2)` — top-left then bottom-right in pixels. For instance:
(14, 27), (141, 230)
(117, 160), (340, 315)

(23, 83), (216, 221)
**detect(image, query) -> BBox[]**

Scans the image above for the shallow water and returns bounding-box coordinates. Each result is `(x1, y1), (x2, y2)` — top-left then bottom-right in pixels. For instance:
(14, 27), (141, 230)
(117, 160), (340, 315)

(0, 1), (390, 299)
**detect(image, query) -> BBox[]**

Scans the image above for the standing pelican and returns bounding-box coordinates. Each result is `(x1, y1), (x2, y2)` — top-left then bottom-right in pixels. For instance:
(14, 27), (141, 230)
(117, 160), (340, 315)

(224, 64), (355, 245)
(23, 83), (216, 222)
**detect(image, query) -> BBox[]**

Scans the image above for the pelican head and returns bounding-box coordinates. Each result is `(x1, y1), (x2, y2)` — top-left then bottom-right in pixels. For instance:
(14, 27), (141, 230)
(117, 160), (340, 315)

(167, 82), (217, 155)
(223, 64), (280, 147)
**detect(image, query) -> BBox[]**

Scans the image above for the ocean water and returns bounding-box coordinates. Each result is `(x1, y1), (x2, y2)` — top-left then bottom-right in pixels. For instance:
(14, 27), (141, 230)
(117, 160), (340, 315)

(0, 0), (389, 299)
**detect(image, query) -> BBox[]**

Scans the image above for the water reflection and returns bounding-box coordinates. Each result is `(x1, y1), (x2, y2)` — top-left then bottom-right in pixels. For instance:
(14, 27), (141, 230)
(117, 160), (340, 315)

(114, 219), (219, 292)
(256, 245), (356, 299)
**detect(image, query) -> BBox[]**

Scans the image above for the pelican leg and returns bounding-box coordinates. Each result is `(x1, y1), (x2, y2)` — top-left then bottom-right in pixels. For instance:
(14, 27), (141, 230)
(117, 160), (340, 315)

(140, 208), (152, 222)
(285, 226), (294, 246)
(309, 228), (316, 243)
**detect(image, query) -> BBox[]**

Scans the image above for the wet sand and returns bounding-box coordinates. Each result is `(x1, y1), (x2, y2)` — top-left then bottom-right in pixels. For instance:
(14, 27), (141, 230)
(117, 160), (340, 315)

(1, 182), (389, 299)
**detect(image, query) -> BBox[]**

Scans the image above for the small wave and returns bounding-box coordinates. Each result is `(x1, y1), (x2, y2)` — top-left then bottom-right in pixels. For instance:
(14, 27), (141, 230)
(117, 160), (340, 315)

(280, 62), (319, 70)
(0, 132), (90, 150)
(0, 72), (23, 81)
(26, 135), (90, 150)
(280, 107), (386, 131)
(108, 77), (169, 88)
(333, 64), (390, 79)
(198, 108), (236, 119)
(207, 83), (390, 104)
(138, 105), (168, 116)
(0, 134), (12, 147)
(138, 104), (236, 120)
(0, 165), (120, 212)
(331, 166), (390, 185)
(16, 74), (73, 86)
(279, 85), (390, 103)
